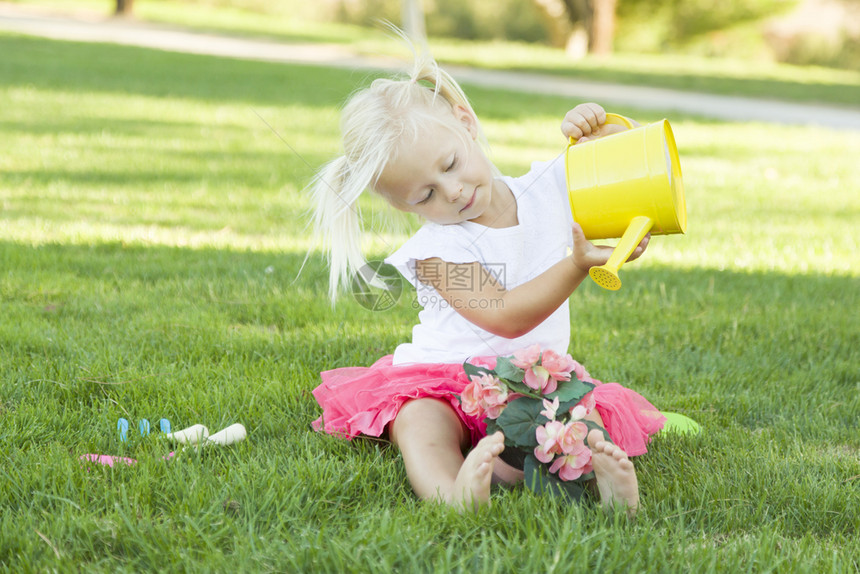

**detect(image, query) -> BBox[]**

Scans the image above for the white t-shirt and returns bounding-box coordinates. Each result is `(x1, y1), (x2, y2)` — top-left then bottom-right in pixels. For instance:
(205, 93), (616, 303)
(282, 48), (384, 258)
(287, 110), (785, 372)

(385, 154), (574, 365)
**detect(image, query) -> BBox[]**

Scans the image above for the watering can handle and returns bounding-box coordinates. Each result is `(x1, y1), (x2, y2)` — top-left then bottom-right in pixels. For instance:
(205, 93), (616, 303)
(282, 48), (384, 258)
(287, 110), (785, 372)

(568, 113), (635, 145)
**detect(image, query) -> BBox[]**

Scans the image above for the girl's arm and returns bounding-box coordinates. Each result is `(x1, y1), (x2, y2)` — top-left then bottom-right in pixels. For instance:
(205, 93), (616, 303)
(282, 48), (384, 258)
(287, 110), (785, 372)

(415, 102), (645, 338)
(415, 223), (649, 339)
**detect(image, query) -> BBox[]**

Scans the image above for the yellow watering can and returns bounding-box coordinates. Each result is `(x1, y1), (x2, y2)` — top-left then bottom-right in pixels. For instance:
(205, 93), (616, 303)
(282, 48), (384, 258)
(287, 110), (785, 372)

(566, 113), (686, 291)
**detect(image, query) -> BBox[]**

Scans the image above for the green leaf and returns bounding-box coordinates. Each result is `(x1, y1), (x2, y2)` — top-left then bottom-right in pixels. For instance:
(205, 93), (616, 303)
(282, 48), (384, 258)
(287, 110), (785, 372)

(494, 356), (525, 383)
(494, 397), (545, 449)
(546, 379), (594, 408)
(523, 454), (588, 502)
(484, 418), (501, 436)
(462, 358), (537, 397)
(495, 356), (538, 396)
(462, 360), (494, 380)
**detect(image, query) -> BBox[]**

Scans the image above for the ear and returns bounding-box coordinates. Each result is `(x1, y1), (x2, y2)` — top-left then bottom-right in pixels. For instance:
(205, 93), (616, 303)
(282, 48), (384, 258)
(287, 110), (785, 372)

(452, 105), (478, 140)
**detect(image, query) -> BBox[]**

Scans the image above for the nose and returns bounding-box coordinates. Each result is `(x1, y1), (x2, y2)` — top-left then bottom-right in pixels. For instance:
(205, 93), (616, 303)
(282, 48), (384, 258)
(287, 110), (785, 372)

(441, 179), (462, 202)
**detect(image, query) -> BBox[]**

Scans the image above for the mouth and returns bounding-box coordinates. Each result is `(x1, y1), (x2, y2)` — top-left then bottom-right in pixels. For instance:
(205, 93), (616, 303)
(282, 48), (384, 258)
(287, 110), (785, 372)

(459, 191), (475, 213)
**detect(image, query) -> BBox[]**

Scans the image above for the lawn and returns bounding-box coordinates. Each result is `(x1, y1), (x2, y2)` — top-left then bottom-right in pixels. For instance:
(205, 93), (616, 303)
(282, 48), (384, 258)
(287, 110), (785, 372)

(1, 31), (858, 572)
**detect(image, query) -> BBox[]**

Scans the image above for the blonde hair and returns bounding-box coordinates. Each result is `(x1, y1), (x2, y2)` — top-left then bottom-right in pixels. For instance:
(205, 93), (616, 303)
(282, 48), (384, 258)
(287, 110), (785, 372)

(309, 49), (492, 302)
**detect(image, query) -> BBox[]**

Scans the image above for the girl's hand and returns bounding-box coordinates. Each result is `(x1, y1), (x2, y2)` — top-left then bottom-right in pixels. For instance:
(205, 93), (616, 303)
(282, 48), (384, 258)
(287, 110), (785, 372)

(561, 103), (605, 142)
(569, 222), (650, 273)
(561, 103), (631, 144)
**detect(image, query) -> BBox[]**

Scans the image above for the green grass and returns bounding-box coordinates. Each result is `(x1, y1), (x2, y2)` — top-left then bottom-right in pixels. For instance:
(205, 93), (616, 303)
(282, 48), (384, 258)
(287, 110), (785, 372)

(7, 0), (860, 107)
(1, 32), (859, 572)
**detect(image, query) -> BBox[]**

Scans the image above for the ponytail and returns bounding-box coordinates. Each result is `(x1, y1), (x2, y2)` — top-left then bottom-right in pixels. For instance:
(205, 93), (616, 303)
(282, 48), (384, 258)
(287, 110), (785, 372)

(407, 52), (489, 149)
(309, 155), (373, 303)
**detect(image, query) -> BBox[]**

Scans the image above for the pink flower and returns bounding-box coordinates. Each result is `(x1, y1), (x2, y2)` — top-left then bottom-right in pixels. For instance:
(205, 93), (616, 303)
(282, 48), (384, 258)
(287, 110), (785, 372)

(460, 377), (485, 418)
(549, 442), (593, 481)
(571, 360), (593, 383)
(558, 420), (588, 453)
(481, 381), (509, 420)
(534, 420), (566, 463)
(540, 349), (576, 382)
(461, 373), (509, 419)
(523, 365), (557, 394)
(569, 391), (595, 421)
(512, 345), (577, 395)
(540, 397), (560, 420)
(510, 344), (542, 370)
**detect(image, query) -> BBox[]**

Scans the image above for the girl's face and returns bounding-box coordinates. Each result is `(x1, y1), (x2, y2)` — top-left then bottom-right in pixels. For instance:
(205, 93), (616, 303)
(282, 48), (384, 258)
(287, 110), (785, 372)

(375, 106), (496, 226)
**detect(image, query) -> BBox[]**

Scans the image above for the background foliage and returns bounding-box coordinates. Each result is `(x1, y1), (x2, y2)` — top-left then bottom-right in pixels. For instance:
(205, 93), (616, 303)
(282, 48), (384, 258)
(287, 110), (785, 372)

(153, 0), (859, 68)
(9, 0), (860, 67)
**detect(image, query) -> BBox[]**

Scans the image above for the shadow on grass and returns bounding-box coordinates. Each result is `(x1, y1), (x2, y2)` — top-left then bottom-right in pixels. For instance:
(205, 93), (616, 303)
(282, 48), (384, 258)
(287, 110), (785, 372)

(4, 31), (860, 117)
(0, 33), (358, 107)
(6, 33), (857, 131)
(1, 240), (856, 424)
(0, 34), (615, 153)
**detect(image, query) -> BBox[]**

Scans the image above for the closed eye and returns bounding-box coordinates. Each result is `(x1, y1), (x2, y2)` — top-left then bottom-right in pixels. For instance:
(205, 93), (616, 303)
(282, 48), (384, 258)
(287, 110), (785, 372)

(419, 189), (434, 204)
(445, 156), (457, 172)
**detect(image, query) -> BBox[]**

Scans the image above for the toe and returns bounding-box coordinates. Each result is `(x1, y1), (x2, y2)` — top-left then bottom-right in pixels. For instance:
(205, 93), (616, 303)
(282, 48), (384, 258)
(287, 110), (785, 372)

(587, 429), (607, 448)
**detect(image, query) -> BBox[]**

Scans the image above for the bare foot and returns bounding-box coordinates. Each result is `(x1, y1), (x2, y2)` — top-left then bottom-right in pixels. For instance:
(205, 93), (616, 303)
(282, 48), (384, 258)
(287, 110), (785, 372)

(451, 431), (505, 512)
(587, 429), (640, 516)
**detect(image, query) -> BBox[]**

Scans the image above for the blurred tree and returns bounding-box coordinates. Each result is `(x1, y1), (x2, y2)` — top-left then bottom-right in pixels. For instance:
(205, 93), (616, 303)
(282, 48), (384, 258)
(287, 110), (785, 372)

(532, 0), (617, 56)
(591, 0), (617, 55)
(115, 0), (134, 16)
(402, 0), (427, 44)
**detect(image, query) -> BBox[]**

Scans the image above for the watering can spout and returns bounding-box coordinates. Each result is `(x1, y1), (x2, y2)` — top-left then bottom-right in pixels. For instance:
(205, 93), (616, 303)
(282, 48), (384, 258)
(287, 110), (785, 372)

(588, 216), (653, 291)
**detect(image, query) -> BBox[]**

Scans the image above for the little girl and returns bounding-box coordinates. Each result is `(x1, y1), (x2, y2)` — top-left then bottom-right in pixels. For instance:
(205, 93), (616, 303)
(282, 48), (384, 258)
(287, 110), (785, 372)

(309, 49), (665, 513)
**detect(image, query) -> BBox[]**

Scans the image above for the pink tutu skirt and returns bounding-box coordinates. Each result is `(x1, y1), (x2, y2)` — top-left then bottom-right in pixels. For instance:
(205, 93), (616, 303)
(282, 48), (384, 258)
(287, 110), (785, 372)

(312, 355), (665, 456)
